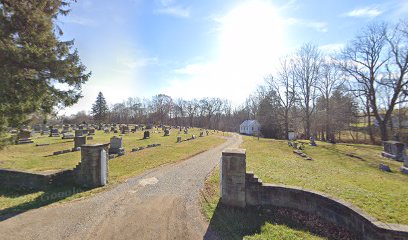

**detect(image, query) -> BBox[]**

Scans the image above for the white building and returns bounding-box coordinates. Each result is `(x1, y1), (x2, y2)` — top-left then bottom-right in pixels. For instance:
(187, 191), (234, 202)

(239, 120), (261, 135)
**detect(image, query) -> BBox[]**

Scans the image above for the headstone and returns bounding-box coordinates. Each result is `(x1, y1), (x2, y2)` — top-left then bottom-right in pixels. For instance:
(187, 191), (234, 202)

(288, 131), (296, 140)
(382, 141), (406, 162)
(192, 134), (196, 139)
(73, 136), (86, 150)
(62, 132), (74, 139)
(164, 129), (170, 136)
(177, 136), (182, 143)
(379, 163), (392, 172)
(32, 125), (41, 133)
(109, 136), (125, 156)
(15, 130), (33, 144)
(309, 137), (317, 146)
(62, 125), (70, 133)
(121, 125), (129, 134)
(75, 130), (83, 137)
(104, 128), (110, 134)
(143, 131), (150, 139)
(184, 128), (188, 134)
(199, 131), (204, 137)
(49, 128), (60, 137)
(88, 128), (95, 135)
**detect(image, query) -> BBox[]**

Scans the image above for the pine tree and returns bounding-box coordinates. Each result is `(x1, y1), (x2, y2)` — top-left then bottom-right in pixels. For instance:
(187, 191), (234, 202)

(0, 0), (91, 135)
(91, 92), (108, 125)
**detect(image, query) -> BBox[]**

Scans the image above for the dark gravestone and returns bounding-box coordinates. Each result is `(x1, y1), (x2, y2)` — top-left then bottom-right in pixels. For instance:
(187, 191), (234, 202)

(73, 136), (86, 151)
(143, 131), (150, 139)
(164, 129), (170, 136)
(382, 141), (406, 162)
(62, 132), (74, 139)
(109, 136), (125, 156)
(177, 136), (182, 143)
(16, 130), (33, 144)
(49, 128), (60, 137)
(75, 130), (83, 137)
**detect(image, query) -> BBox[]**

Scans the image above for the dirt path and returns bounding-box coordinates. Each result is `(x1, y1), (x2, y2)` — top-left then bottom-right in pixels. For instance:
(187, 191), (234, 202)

(0, 134), (242, 240)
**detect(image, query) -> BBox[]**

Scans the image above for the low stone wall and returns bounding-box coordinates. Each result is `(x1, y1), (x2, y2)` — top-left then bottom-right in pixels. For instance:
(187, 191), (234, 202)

(221, 148), (408, 240)
(0, 169), (54, 189)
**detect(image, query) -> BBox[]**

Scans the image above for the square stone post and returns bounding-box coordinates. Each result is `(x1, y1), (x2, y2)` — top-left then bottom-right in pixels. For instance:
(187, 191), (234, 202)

(221, 148), (246, 208)
(76, 143), (110, 188)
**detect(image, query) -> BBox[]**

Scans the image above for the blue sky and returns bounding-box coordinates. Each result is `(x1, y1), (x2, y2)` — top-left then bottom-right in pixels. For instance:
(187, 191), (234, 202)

(59, 0), (408, 115)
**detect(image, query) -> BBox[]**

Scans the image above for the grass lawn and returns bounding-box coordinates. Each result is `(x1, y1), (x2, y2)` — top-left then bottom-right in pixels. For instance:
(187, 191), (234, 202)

(0, 128), (227, 217)
(243, 136), (408, 225)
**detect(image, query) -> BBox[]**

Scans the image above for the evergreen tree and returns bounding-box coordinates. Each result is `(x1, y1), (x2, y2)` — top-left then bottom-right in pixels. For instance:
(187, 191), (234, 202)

(91, 92), (108, 125)
(0, 0), (91, 135)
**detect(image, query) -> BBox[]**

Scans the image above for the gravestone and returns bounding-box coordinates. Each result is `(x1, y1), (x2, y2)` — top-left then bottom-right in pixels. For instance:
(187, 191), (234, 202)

(109, 136), (125, 156)
(192, 134), (196, 139)
(164, 129), (170, 136)
(62, 132), (74, 139)
(75, 143), (109, 188)
(15, 130), (33, 144)
(33, 125), (41, 133)
(104, 128), (110, 134)
(121, 125), (129, 134)
(88, 128), (95, 135)
(73, 136), (86, 151)
(382, 141), (406, 162)
(288, 131), (296, 140)
(62, 125), (70, 133)
(200, 131), (204, 137)
(309, 137), (317, 146)
(177, 136), (182, 143)
(49, 128), (60, 137)
(143, 131), (150, 139)
(75, 130), (83, 137)
(184, 128), (188, 134)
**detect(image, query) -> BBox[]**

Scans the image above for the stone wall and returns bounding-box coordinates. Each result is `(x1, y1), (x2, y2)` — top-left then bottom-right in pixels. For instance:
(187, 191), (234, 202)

(0, 169), (53, 189)
(221, 148), (408, 240)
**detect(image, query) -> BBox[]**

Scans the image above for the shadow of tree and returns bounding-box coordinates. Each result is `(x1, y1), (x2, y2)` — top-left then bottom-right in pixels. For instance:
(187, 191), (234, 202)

(204, 202), (356, 240)
(0, 184), (88, 222)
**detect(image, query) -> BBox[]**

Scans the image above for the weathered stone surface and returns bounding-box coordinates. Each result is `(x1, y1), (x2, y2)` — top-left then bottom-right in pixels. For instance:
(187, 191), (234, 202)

(62, 132), (74, 139)
(15, 130), (33, 144)
(221, 148), (246, 208)
(109, 136), (125, 156)
(74, 136), (86, 149)
(143, 131), (150, 139)
(382, 141), (406, 162)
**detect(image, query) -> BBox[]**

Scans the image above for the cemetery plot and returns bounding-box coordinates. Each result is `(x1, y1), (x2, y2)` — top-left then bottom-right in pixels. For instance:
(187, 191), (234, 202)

(240, 136), (408, 225)
(0, 127), (227, 216)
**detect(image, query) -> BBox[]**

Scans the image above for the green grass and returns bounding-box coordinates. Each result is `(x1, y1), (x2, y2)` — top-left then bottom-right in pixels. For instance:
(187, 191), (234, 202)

(0, 128), (226, 217)
(243, 136), (408, 225)
(201, 167), (326, 240)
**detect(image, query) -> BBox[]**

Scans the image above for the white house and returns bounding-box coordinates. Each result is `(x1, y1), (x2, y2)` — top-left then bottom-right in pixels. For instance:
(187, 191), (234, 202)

(240, 120), (261, 135)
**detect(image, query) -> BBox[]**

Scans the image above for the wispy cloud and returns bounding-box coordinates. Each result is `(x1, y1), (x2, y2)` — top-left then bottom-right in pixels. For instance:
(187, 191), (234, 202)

(287, 18), (328, 32)
(153, 6), (190, 18)
(153, 0), (190, 18)
(63, 16), (97, 27)
(344, 6), (382, 18)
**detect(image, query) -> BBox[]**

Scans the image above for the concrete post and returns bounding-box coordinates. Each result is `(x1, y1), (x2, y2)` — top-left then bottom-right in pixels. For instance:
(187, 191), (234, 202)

(76, 143), (110, 188)
(221, 148), (246, 207)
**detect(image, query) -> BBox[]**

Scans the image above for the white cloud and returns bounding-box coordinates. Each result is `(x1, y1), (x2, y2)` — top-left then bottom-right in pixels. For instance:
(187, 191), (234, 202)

(153, 6), (190, 18)
(63, 16), (97, 27)
(153, 0), (190, 18)
(345, 7), (382, 18)
(286, 18), (328, 32)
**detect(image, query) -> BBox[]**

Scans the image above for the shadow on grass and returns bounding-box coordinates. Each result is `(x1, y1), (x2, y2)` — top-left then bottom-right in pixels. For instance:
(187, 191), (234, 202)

(204, 202), (356, 240)
(0, 184), (88, 222)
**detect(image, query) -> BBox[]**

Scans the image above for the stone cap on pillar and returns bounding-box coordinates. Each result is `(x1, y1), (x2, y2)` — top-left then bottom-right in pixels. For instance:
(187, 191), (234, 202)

(81, 143), (110, 149)
(222, 148), (246, 156)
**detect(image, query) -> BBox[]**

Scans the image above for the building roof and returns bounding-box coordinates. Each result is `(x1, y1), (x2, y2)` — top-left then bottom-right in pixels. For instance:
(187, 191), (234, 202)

(240, 120), (259, 126)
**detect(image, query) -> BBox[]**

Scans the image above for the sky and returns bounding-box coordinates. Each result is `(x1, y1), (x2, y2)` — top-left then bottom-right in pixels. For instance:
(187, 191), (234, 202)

(58, 0), (408, 115)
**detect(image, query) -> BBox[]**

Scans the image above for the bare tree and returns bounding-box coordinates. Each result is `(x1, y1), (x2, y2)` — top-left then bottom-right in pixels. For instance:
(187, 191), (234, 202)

(293, 43), (322, 139)
(340, 22), (408, 141)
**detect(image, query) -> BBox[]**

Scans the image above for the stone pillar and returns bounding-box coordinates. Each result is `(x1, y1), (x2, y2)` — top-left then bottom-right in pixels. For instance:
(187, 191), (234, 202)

(221, 148), (246, 208)
(76, 143), (110, 188)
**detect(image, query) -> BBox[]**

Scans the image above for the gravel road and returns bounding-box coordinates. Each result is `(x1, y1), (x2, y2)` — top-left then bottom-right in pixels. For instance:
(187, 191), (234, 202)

(0, 134), (242, 240)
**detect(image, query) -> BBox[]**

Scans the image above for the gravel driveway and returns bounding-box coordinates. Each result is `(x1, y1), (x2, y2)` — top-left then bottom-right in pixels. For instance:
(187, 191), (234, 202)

(0, 134), (242, 240)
